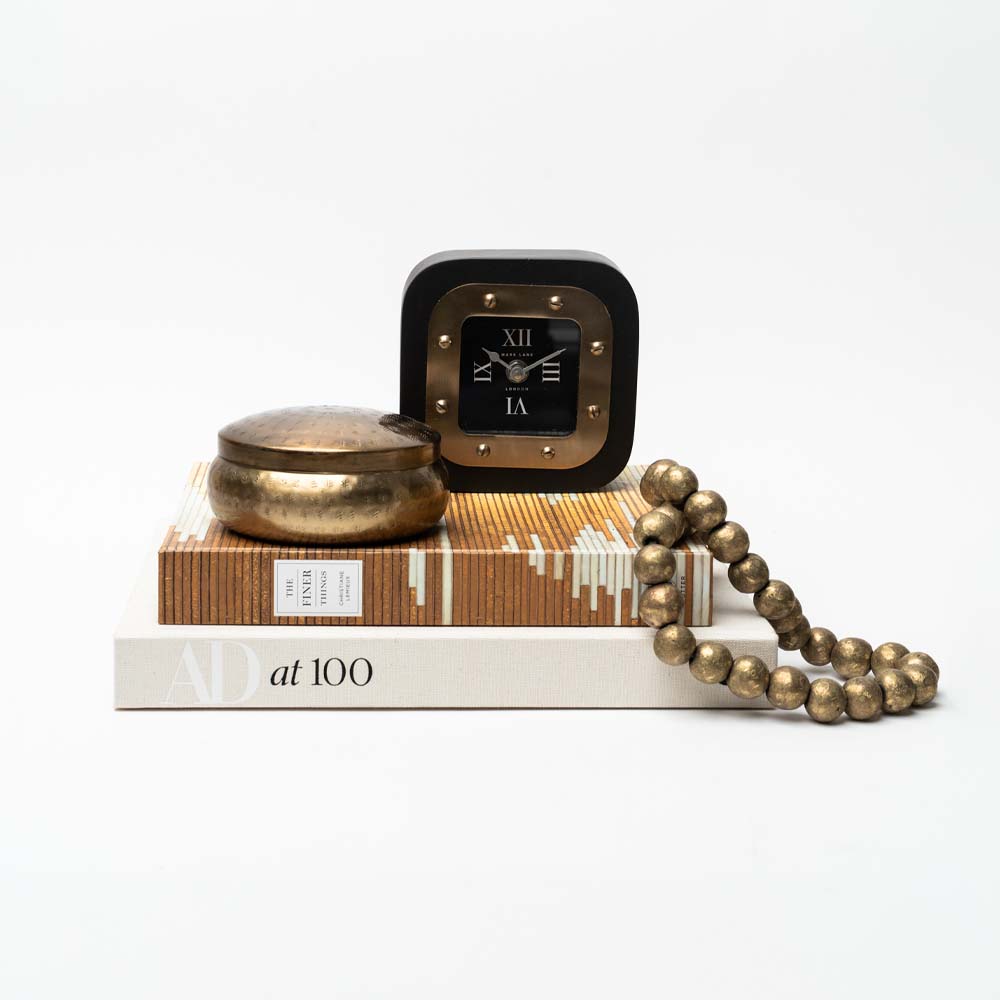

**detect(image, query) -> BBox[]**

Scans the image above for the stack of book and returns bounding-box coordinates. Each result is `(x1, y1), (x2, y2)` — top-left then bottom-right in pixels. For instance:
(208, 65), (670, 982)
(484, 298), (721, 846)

(114, 464), (776, 708)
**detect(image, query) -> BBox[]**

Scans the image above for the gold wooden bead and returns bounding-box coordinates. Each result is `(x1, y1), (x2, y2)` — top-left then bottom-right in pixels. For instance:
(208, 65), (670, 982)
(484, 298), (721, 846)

(683, 490), (727, 533)
(728, 553), (769, 594)
(661, 464), (699, 504)
(633, 510), (663, 546)
(634, 544), (676, 585)
(633, 506), (684, 548)
(900, 662), (938, 706)
(727, 656), (770, 699)
(753, 580), (796, 620)
(879, 668), (916, 714)
(778, 616), (811, 651)
(831, 637), (872, 678)
(897, 651), (940, 680)
(806, 678), (847, 723)
(689, 641), (733, 684)
(767, 666), (810, 710)
(802, 627), (837, 666)
(656, 504), (686, 541)
(770, 600), (803, 633)
(844, 675), (883, 720)
(639, 583), (684, 628)
(871, 642), (909, 677)
(639, 459), (676, 506)
(653, 623), (697, 666)
(707, 521), (750, 563)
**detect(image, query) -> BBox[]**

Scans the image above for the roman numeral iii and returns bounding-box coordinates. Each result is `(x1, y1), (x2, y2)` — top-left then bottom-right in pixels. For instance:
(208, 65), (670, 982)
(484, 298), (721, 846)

(506, 397), (528, 416)
(502, 328), (532, 347)
(541, 361), (561, 382)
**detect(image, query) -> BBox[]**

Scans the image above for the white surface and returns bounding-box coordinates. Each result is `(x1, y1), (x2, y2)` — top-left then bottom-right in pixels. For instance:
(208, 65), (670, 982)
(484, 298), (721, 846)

(114, 561), (775, 707)
(1, 1), (998, 997)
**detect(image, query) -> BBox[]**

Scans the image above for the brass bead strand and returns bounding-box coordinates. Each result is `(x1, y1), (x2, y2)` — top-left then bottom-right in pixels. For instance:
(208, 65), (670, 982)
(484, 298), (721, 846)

(636, 459), (940, 724)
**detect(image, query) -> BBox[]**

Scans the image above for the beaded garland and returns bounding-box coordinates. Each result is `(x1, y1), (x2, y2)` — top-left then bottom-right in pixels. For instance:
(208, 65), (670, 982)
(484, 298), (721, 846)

(635, 460), (940, 723)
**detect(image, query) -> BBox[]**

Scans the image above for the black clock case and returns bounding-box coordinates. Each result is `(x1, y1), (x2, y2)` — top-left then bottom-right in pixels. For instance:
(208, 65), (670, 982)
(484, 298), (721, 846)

(400, 250), (639, 493)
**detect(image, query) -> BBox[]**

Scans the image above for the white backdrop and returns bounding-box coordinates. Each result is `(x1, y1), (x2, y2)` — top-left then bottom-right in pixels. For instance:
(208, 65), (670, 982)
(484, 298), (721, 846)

(2, 2), (998, 997)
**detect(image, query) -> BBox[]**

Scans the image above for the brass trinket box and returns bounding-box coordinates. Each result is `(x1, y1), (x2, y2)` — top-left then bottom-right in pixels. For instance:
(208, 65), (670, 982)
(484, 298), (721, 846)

(207, 406), (449, 544)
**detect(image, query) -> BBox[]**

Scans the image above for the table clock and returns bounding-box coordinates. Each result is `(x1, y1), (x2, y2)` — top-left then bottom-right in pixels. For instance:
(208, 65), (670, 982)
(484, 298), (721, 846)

(400, 250), (639, 492)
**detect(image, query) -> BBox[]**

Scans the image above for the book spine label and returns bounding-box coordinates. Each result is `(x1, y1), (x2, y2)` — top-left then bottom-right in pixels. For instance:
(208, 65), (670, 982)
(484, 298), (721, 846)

(272, 560), (363, 617)
(115, 631), (774, 710)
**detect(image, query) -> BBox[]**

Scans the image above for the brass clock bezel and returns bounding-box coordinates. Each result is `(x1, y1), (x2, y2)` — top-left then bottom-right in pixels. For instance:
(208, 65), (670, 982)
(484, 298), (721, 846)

(425, 282), (613, 470)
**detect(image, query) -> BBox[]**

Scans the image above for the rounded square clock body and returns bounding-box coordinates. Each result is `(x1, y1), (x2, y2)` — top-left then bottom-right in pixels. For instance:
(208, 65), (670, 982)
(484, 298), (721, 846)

(400, 250), (639, 492)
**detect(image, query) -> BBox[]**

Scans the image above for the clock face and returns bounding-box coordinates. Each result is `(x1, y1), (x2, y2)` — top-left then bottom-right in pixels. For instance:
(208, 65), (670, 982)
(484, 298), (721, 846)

(457, 316), (581, 436)
(402, 261), (638, 490)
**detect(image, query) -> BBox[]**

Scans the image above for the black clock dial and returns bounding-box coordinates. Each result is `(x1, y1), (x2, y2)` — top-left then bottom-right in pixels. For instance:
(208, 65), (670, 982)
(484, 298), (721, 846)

(457, 316), (581, 436)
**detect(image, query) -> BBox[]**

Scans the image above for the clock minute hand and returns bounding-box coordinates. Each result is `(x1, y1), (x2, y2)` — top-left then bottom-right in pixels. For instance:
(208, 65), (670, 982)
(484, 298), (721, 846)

(483, 348), (512, 371)
(520, 348), (566, 375)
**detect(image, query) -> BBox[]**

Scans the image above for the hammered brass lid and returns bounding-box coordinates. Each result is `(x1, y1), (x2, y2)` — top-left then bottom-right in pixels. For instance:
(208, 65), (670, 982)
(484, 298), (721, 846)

(217, 405), (441, 474)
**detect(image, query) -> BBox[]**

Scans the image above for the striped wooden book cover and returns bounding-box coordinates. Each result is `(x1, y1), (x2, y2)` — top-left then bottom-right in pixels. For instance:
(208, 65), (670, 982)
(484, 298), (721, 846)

(158, 463), (713, 627)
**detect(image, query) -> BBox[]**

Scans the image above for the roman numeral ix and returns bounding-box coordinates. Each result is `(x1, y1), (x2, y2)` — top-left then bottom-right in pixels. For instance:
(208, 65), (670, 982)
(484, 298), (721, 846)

(473, 360), (492, 382)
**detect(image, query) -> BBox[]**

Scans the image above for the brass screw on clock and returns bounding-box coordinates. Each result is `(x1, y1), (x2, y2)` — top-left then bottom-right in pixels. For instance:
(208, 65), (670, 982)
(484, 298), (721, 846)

(437, 335), (452, 349)
(590, 341), (605, 356)
(476, 443), (491, 458)
(634, 460), (942, 724)
(483, 292), (497, 309)
(548, 295), (563, 311)
(434, 399), (449, 414)
(587, 404), (601, 419)
(541, 447), (555, 460)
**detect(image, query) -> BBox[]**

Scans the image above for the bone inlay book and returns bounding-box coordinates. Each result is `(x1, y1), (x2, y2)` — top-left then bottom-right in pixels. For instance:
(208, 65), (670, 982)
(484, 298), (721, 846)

(158, 464), (714, 627)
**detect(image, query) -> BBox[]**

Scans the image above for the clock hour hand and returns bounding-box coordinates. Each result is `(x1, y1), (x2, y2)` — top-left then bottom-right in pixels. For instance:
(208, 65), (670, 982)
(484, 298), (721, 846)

(520, 348), (566, 375)
(483, 348), (512, 371)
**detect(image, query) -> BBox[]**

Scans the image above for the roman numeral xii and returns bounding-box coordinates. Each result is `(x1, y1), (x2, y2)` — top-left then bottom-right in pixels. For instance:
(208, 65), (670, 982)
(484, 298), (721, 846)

(502, 328), (532, 347)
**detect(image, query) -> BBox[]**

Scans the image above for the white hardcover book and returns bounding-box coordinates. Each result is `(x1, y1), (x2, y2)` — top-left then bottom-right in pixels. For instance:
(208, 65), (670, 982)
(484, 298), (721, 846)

(114, 562), (776, 709)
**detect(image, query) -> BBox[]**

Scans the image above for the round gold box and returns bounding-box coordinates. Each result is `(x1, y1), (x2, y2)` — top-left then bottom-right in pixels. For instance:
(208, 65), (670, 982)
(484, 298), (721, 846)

(207, 405), (450, 544)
